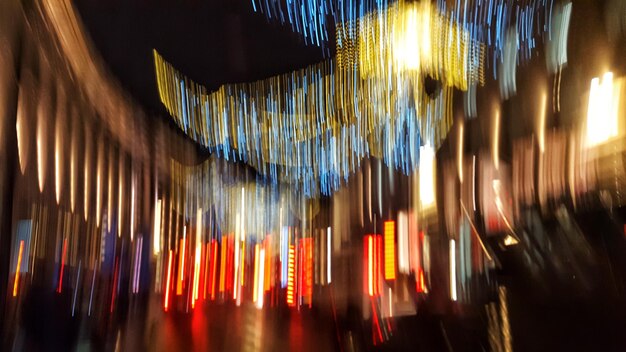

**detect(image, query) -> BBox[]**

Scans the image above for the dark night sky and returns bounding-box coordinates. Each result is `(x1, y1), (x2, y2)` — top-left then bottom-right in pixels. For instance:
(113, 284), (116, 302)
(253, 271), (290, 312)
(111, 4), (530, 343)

(74, 0), (329, 116)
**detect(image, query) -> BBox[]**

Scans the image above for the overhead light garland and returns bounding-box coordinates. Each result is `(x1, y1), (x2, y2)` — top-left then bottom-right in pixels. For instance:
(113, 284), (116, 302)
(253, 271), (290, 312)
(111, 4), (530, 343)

(155, 49), (451, 197)
(154, 0), (557, 197)
(253, 0), (555, 72)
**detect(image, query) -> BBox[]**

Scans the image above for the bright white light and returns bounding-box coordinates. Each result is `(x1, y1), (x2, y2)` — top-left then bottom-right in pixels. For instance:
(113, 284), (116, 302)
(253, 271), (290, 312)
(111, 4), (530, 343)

(493, 110), (500, 170)
(394, 5), (420, 70)
(586, 72), (620, 147)
(504, 235), (519, 246)
(327, 226), (332, 284)
(153, 199), (162, 255)
(196, 208), (203, 248)
(397, 212), (409, 274)
(449, 239), (457, 301)
(256, 248), (265, 309)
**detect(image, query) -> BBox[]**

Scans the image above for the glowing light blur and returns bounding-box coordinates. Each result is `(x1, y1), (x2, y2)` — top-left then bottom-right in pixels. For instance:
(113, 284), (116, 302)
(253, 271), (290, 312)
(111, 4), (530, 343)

(13, 240), (24, 297)
(586, 72), (620, 147)
(449, 239), (457, 301)
(153, 199), (162, 255)
(164, 250), (173, 311)
(384, 221), (396, 281)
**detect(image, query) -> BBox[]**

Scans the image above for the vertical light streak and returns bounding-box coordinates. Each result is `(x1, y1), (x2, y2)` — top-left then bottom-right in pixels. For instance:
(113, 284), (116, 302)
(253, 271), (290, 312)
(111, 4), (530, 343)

(70, 128), (77, 213)
(192, 245), (200, 308)
(280, 226), (288, 288)
(376, 235), (383, 296)
(493, 110), (500, 170)
(108, 148), (114, 232)
(177, 237), (186, 295)
(397, 212), (409, 274)
(138, 236), (143, 292)
(239, 188), (245, 294)
(110, 258), (119, 313)
(153, 199), (162, 255)
(304, 238), (313, 307)
(130, 175), (136, 241)
(287, 245), (296, 306)
(37, 115), (45, 192)
(118, 157), (124, 237)
(384, 221), (396, 280)
(234, 213), (240, 300)
(57, 238), (67, 293)
(204, 242), (210, 300)
(72, 260), (81, 316)
(13, 240), (24, 297)
(253, 244), (260, 303)
(133, 237), (141, 293)
(164, 250), (173, 311)
(196, 209), (203, 249)
(219, 236), (227, 293)
(368, 235), (374, 296)
(449, 239), (457, 301)
(88, 268), (96, 316)
(257, 248), (266, 309)
(55, 126), (62, 203)
(538, 94), (547, 153)
(194, 209), (202, 304)
(16, 98), (29, 174)
(84, 126), (91, 221)
(326, 226), (331, 284)
(96, 141), (102, 227)
(264, 236), (271, 292)
(212, 240), (219, 299)
(472, 155), (477, 211)
(458, 122), (464, 183)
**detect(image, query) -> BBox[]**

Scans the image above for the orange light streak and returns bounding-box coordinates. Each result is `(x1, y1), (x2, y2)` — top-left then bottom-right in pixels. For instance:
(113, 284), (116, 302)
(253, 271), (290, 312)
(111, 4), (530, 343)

(13, 241), (24, 297)
(384, 221), (396, 280)
(177, 238), (185, 295)
(286, 245), (296, 306)
(164, 250), (173, 311)
(264, 236), (271, 292)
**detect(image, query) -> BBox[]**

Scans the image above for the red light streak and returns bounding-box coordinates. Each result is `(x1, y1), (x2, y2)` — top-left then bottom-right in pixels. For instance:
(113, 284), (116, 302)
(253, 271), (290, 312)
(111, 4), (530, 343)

(211, 240), (218, 300)
(416, 268), (426, 293)
(304, 238), (313, 307)
(371, 299), (384, 344)
(368, 236), (374, 296)
(13, 240), (24, 297)
(111, 258), (119, 313)
(375, 235), (382, 295)
(203, 242), (210, 300)
(57, 238), (67, 293)
(164, 250), (173, 311)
